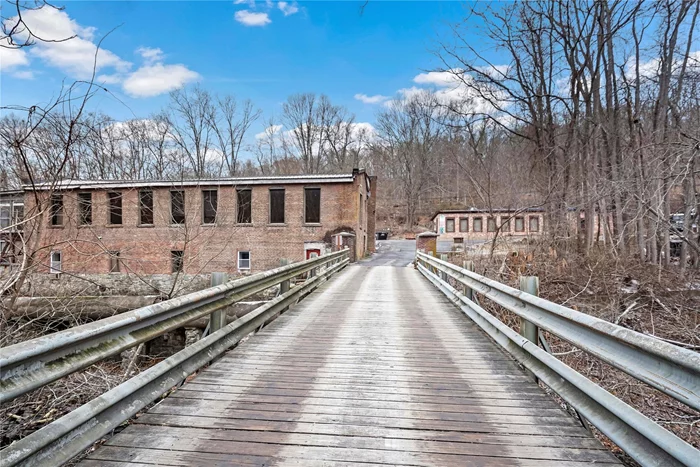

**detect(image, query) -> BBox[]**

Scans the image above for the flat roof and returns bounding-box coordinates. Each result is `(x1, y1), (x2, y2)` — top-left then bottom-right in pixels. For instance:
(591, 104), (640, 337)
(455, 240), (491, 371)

(0, 190), (24, 197)
(24, 173), (362, 191)
(431, 207), (545, 221)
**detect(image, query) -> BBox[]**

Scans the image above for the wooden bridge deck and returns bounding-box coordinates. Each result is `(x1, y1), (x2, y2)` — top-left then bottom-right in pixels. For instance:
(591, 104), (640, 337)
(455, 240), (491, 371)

(82, 265), (620, 466)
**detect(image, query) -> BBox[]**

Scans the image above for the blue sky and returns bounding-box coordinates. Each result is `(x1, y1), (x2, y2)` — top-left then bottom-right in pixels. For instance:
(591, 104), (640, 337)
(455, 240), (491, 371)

(1, 1), (476, 128)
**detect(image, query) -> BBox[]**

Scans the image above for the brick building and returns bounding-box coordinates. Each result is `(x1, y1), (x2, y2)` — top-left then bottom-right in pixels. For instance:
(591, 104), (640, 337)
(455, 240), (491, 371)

(24, 170), (375, 275)
(432, 208), (545, 245)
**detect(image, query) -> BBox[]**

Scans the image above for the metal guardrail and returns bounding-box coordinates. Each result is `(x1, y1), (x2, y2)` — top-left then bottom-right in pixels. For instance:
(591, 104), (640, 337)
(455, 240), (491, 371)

(0, 249), (347, 403)
(1, 250), (349, 467)
(416, 251), (700, 467)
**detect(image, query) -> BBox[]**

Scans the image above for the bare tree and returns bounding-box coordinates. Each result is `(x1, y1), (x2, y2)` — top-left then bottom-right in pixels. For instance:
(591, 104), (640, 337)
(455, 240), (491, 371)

(208, 96), (261, 177)
(374, 90), (445, 228)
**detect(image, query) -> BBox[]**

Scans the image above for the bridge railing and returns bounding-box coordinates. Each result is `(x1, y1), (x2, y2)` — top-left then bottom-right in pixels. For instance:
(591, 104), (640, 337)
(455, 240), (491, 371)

(0, 249), (349, 467)
(416, 251), (699, 467)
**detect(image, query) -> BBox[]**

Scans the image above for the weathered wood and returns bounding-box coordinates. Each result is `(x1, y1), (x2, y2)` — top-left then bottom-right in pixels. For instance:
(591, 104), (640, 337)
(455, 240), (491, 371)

(82, 265), (620, 466)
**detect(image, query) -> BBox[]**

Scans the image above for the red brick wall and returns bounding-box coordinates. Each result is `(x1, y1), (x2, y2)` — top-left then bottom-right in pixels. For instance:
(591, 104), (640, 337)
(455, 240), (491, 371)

(28, 174), (374, 275)
(416, 234), (437, 255)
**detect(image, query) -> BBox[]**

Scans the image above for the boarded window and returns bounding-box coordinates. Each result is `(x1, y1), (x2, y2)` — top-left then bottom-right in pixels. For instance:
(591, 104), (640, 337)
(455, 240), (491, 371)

(202, 190), (218, 224)
(473, 217), (483, 232)
(108, 192), (122, 225)
(50, 194), (63, 226)
(139, 190), (154, 225)
(50, 250), (62, 273)
(487, 217), (496, 232)
(515, 217), (525, 232)
(529, 215), (540, 232)
(171, 191), (185, 224)
(171, 250), (184, 273)
(78, 192), (92, 225)
(109, 251), (121, 273)
(237, 189), (252, 223)
(446, 218), (455, 233)
(305, 188), (321, 223)
(238, 251), (251, 270)
(459, 218), (468, 232)
(269, 189), (285, 224)
(501, 218), (510, 232)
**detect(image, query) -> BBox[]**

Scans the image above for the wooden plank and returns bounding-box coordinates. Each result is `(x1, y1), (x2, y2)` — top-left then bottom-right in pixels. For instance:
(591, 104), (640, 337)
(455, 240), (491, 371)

(80, 265), (619, 466)
(104, 425), (618, 463)
(149, 398), (580, 427)
(133, 413), (604, 447)
(135, 412), (592, 437)
(168, 392), (569, 417)
(175, 382), (559, 405)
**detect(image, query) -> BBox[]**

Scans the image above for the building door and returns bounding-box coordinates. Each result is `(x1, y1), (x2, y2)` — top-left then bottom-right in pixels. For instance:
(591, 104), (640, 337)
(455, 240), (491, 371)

(306, 249), (321, 260)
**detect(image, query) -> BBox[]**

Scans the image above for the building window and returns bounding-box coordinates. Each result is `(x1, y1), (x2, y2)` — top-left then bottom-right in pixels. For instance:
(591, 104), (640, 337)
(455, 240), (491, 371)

(473, 217), (483, 232)
(171, 190), (185, 224)
(139, 190), (154, 225)
(50, 194), (64, 226)
(454, 237), (464, 244)
(487, 217), (496, 232)
(78, 192), (92, 225)
(500, 217), (510, 232)
(109, 251), (121, 273)
(459, 217), (468, 232)
(108, 192), (122, 225)
(202, 189), (218, 224)
(49, 250), (62, 273)
(515, 217), (525, 232)
(305, 188), (321, 223)
(0, 206), (10, 229)
(269, 188), (285, 224)
(238, 251), (251, 270)
(446, 218), (455, 233)
(529, 215), (540, 232)
(236, 188), (252, 224)
(12, 204), (23, 230)
(171, 250), (184, 273)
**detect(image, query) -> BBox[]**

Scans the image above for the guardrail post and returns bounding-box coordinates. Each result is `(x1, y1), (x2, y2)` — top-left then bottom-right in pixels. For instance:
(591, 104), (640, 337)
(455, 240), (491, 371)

(519, 276), (539, 382)
(280, 259), (290, 313)
(463, 260), (474, 301)
(439, 254), (448, 281)
(209, 272), (228, 333)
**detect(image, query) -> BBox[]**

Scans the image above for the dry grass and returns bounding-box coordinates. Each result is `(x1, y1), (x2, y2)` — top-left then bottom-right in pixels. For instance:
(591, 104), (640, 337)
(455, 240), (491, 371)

(446, 240), (699, 463)
(0, 314), (165, 451)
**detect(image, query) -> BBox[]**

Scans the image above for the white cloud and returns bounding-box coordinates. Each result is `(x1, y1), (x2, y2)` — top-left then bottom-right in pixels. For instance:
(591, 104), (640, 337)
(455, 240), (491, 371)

(475, 64), (510, 79)
(136, 47), (165, 64)
(2, 9), (198, 97)
(0, 41), (29, 71)
(9, 7), (130, 79)
(278, 1), (299, 16)
(629, 51), (700, 79)
(122, 63), (200, 98)
(96, 73), (123, 85)
(255, 124), (283, 139)
(387, 68), (510, 119)
(11, 70), (35, 80)
(354, 93), (389, 104)
(235, 10), (271, 26)
(413, 70), (463, 87)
